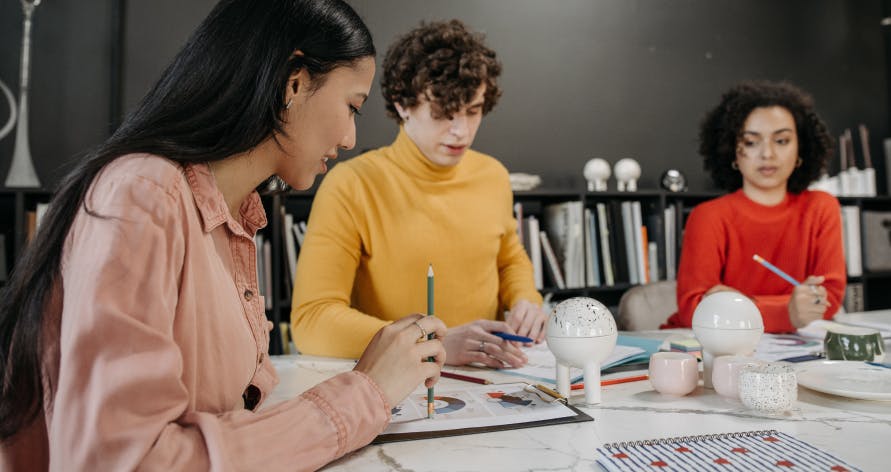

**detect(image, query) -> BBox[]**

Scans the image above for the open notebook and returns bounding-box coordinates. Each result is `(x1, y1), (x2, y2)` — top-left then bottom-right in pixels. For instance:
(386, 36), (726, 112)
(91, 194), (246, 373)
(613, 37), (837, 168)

(496, 335), (661, 384)
(596, 430), (861, 471)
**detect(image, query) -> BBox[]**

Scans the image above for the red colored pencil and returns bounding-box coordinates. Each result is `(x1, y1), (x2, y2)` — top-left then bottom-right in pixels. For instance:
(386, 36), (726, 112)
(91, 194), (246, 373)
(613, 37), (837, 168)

(440, 371), (492, 385)
(571, 374), (649, 390)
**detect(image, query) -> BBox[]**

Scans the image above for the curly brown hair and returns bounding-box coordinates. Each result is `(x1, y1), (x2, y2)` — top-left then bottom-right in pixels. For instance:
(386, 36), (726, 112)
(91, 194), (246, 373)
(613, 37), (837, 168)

(700, 80), (834, 193)
(381, 19), (502, 122)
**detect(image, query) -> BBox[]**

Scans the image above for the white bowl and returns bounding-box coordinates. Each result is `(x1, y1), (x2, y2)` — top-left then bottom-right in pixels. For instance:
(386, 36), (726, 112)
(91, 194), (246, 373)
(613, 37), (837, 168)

(547, 336), (618, 368)
(693, 326), (763, 356)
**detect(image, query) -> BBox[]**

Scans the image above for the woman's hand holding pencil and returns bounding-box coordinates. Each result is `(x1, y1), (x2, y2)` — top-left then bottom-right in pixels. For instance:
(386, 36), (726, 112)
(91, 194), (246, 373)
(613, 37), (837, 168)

(789, 275), (830, 328)
(354, 313), (447, 408)
(752, 254), (830, 328)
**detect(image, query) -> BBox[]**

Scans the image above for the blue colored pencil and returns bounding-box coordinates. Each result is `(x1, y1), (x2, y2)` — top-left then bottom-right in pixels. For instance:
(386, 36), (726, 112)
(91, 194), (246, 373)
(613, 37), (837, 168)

(752, 254), (801, 286)
(492, 331), (534, 343)
(426, 264), (435, 419)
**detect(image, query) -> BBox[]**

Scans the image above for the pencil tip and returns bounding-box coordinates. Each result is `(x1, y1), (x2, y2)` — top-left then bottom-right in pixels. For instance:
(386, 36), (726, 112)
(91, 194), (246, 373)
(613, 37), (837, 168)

(428, 264), (434, 276)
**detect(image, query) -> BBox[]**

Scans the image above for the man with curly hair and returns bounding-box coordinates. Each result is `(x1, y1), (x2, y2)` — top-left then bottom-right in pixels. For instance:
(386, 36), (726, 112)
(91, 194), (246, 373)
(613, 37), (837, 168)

(291, 20), (546, 367)
(663, 80), (846, 333)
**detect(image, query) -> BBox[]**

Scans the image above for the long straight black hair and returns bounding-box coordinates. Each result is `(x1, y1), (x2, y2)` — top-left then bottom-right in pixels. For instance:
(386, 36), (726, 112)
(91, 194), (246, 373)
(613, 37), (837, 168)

(0, 0), (374, 440)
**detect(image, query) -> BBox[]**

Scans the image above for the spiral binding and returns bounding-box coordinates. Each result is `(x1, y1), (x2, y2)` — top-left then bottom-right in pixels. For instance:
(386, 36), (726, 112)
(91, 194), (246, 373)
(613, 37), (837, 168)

(602, 430), (778, 449)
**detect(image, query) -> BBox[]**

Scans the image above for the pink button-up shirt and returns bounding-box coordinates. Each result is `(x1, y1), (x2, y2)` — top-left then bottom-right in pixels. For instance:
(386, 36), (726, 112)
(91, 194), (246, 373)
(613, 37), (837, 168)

(2, 155), (390, 471)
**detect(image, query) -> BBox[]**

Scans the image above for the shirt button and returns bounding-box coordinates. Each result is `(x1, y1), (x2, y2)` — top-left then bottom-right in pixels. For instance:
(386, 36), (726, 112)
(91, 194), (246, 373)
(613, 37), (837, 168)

(243, 289), (254, 301)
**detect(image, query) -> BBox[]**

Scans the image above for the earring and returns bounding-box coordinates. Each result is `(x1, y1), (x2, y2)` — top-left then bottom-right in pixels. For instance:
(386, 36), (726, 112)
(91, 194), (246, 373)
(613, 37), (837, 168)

(731, 161), (739, 170)
(796, 157), (803, 168)
(285, 99), (293, 110)
(402, 115), (409, 122)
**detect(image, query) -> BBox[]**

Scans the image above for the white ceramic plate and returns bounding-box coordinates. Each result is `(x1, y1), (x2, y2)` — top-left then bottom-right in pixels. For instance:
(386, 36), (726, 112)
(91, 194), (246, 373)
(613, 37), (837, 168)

(796, 360), (891, 401)
(833, 310), (891, 338)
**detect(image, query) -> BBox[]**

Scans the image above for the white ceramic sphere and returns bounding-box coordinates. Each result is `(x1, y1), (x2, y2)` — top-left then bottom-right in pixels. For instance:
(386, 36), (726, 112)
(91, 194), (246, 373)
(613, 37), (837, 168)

(547, 297), (617, 338)
(613, 158), (641, 181)
(546, 298), (618, 404)
(583, 158), (611, 182)
(692, 292), (764, 330)
(692, 292), (764, 388)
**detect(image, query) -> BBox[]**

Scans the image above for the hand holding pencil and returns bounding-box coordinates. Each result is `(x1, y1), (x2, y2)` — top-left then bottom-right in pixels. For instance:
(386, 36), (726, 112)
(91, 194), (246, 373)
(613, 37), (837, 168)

(789, 275), (830, 328)
(353, 313), (447, 409)
(440, 319), (529, 369)
(752, 254), (830, 328)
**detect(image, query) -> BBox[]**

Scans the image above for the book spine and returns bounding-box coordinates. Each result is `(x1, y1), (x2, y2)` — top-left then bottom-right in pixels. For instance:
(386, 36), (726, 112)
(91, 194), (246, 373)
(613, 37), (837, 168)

(596, 203), (614, 286)
(539, 230), (566, 289)
(528, 216), (543, 290)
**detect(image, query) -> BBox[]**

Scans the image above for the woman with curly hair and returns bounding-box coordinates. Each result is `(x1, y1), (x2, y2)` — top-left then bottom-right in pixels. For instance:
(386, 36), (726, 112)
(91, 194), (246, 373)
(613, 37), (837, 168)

(663, 80), (845, 333)
(291, 20), (545, 368)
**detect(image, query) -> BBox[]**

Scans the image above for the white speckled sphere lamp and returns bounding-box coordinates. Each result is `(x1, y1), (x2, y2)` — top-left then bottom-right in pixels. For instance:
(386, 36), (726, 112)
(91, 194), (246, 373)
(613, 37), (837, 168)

(692, 292), (764, 389)
(583, 158), (611, 191)
(613, 158), (641, 191)
(546, 297), (618, 404)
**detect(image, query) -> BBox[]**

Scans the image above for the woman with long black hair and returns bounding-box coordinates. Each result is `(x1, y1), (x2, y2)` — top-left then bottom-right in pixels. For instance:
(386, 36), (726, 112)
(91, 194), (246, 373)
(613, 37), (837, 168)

(0, 1), (446, 470)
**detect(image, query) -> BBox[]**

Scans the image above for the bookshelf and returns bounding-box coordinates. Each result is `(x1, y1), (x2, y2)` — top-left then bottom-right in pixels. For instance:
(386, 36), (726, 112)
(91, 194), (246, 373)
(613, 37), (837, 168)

(0, 188), (53, 283)
(2, 187), (888, 354)
(261, 189), (891, 354)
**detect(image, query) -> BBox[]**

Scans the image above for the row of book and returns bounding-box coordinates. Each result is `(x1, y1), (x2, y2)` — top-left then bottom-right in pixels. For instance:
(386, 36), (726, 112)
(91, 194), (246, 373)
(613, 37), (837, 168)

(254, 208), (308, 311)
(836, 206), (891, 277)
(515, 200), (678, 290)
(1, 203), (53, 282)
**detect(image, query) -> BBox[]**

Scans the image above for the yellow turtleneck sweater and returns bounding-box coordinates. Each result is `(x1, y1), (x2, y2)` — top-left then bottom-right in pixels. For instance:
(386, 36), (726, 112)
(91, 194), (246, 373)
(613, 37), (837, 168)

(291, 128), (542, 358)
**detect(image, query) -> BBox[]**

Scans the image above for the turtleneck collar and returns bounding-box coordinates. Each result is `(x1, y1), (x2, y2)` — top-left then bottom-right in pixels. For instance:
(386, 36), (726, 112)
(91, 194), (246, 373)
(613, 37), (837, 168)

(387, 126), (462, 181)
(731, 188), (796, 213)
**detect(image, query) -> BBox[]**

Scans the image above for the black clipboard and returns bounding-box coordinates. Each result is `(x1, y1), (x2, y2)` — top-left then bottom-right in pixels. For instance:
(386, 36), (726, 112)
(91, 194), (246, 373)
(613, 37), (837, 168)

(371, 401), (592, 444)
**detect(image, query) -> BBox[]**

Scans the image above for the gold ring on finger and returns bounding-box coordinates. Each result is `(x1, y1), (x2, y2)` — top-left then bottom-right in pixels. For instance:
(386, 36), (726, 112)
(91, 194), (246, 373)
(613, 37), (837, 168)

(414, 320), (427, 341)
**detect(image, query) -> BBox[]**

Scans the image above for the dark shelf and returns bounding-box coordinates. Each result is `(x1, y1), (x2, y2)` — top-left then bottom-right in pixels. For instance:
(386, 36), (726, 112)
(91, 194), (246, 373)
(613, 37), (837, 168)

(585, 189), (663, 199)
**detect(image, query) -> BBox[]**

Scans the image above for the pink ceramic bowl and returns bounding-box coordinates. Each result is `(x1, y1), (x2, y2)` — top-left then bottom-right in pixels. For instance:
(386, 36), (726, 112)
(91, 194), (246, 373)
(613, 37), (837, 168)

(648, 352), (698, 396)
(712, 355), (766, 399)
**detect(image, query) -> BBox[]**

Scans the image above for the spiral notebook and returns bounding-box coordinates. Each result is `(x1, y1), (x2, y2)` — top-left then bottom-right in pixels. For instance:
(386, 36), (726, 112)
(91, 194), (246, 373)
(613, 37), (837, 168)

(596, 430), (861, 471)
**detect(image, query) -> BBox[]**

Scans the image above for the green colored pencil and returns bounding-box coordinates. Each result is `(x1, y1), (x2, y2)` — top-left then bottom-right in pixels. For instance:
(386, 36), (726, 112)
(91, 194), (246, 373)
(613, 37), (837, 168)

(427, 264), (435, 419)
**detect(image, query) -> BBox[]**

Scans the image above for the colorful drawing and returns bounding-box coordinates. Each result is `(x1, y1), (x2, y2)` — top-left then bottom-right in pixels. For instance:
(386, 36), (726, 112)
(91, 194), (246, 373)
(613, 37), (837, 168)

(486, 391), (533, 408)
(429, 396), (466, 414)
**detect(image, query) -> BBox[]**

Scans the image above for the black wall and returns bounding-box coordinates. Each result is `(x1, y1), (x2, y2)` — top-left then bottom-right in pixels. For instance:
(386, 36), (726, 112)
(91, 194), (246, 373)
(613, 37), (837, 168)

(0, 0), (115, 189)
(1, 0), (888, 192)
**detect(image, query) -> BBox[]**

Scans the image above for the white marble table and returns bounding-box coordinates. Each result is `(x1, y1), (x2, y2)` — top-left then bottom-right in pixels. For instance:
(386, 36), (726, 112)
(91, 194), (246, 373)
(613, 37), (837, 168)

(267, 340), (891, 471)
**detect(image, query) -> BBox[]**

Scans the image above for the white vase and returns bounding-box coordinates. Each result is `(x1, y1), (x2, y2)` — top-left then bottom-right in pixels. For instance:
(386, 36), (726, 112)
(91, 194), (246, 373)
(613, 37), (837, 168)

(5, 1), (41, 188)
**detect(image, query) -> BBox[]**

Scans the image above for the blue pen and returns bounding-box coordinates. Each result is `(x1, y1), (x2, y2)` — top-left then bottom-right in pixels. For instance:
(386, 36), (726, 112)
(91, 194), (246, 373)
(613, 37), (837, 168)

(866, 361), (891, 369)
(753, 254), (801, 286)
(493, 331), (534, 343)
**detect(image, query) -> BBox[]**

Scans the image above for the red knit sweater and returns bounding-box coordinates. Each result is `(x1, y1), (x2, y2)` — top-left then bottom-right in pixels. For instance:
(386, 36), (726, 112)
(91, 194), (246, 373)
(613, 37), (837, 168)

(663, 189), (846, 333)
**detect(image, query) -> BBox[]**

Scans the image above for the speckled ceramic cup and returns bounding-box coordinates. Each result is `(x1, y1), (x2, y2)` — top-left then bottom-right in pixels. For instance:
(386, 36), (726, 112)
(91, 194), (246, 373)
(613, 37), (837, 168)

(738, 363), (797, 413)
(648, 352), (698, 396)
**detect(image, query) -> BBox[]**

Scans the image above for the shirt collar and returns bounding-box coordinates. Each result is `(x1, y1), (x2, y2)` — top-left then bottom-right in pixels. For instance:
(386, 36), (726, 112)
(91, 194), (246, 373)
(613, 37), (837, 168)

(183, 162), (267, 236)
